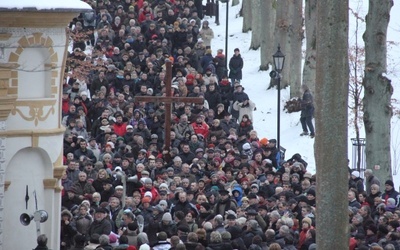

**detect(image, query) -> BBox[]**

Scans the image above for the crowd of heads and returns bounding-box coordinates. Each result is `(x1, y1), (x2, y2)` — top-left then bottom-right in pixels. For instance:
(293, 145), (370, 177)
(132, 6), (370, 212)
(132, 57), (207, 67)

(56, 1), (400, 250)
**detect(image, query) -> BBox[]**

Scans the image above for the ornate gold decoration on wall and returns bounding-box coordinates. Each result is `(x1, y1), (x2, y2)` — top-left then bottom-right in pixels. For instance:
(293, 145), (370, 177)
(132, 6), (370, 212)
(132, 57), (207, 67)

(43, 178), (58, 189)
(5, 32), (60, 126)
(11, 100), (56, 126)
(53, 165), (66, 180)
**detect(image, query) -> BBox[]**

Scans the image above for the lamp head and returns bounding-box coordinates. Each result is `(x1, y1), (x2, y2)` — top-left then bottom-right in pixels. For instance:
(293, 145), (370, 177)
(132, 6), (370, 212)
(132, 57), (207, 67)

(273, 45), (285, 73)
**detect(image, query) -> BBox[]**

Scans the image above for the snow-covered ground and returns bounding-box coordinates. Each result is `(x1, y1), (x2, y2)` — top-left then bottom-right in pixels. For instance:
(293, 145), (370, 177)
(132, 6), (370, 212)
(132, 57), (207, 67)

(207, 0), (400, 186)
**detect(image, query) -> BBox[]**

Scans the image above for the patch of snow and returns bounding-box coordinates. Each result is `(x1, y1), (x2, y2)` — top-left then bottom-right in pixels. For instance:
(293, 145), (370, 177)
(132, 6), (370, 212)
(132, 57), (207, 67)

(209, 0), (400, 186)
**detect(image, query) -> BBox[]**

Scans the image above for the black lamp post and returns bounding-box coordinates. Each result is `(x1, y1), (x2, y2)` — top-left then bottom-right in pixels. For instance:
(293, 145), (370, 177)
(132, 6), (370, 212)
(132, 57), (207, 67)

(219, 0), (229, 69)
(225, 0), (229, 69)
(215, 0), (220, 25)
(271, 45), (285, 153)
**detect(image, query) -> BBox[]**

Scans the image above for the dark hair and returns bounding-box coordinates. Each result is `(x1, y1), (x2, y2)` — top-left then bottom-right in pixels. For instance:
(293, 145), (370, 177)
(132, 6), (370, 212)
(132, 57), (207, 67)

(359, 191), (368, 198)
(252, 235), (262, 245)
(128, 221), (138, 231)
(389, 220), (400, 229)
(175, 211), (185, 220)
(390, 232), (400, 241)
(90, 233), (101, 244)
(73, 234), (86, 246)
(37, 234), (48, 247)
(119, 235), (128, 244)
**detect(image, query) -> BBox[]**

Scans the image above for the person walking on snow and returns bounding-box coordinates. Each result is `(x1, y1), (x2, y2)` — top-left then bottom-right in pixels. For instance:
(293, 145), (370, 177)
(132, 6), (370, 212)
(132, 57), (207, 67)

(300, 84), (315, 138)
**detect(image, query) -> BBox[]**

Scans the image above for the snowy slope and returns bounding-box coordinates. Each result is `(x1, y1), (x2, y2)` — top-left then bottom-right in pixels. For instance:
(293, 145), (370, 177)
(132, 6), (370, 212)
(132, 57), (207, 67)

(207, 0), (400, 186)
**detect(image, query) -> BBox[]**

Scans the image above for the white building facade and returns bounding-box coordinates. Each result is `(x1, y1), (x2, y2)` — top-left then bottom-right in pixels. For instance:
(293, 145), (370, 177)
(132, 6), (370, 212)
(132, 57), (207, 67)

(0, 2), (90, 249)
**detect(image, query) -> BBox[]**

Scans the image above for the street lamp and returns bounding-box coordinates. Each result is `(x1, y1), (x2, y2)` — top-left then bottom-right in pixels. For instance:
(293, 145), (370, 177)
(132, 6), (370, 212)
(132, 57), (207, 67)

(225, 0), (229, 69)
(271, 45), (285, 156)
(273, 45), (285, 73)
(215, 0), (220, 25)
(219, 0), (229, 68)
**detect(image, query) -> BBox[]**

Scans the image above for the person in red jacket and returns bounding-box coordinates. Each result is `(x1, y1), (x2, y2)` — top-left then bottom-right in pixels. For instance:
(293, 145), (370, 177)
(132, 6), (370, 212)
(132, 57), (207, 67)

(298, 217), (314, 250)
(112, 112), (127, 136)
(139, 177), (160, 204)
(62, 91), (71, 117)
(191, 115), (209, 139)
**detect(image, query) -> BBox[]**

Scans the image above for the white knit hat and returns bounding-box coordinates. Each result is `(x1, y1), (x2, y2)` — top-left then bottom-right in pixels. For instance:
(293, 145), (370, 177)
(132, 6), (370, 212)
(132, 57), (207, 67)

(139, 244), (150, 250)
(162, 212), (172, 222)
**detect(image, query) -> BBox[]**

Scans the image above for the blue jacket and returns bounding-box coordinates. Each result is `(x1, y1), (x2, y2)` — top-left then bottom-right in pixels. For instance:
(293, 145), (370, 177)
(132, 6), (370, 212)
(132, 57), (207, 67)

(232, 185), (243, 207)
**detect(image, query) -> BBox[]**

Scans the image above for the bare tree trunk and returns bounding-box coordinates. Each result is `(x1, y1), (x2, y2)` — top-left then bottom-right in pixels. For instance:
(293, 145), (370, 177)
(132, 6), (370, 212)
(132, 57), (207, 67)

(315, 0), (349, 249)
(242, 0), (252, 32)
(363, 0), (394, 182)
(249, 0), (261, 49)
(260, 0), (276, 71)
(273, 0), (290, 88)
(302, 0), (317, 95)
(288, 0), (303, 98)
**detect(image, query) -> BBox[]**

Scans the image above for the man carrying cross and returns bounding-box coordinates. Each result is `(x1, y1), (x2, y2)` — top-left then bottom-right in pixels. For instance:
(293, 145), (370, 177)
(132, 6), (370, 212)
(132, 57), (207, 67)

(135, 60), (204, 150)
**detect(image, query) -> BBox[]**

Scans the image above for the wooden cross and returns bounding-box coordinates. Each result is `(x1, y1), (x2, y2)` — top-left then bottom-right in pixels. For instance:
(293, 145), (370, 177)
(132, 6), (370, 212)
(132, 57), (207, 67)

(135, 60), (204, 150)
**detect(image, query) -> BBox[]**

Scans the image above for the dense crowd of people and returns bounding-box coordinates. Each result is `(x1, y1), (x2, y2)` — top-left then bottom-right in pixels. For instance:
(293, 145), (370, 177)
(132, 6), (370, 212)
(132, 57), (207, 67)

(48, 1), (400, 250)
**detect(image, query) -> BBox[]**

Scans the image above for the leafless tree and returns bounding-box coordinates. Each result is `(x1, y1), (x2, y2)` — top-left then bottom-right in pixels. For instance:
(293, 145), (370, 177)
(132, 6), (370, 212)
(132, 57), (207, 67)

(362, 0), (394, 182)
(315, 0), (349, 248)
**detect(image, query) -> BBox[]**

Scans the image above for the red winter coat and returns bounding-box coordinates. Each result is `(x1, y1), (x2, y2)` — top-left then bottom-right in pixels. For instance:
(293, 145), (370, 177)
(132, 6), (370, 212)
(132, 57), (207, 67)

(298, 226), (314, 250)
(139, 186), (160, 204)
(113, 122), (127, 136)
(191, 121), (209, 139)
(62, 98), (70, 116)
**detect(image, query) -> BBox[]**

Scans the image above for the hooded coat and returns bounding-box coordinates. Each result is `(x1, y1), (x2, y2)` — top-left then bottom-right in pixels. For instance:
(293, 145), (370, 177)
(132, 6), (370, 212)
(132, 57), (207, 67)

(199, 21), (214, 47)
(232, 185), (244, 207)
(233, 100), (256, 122)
